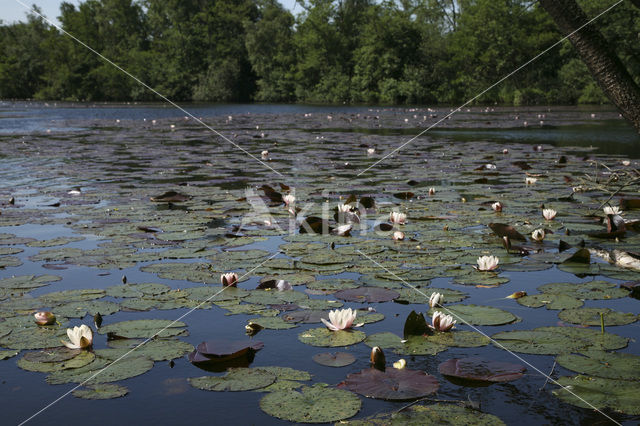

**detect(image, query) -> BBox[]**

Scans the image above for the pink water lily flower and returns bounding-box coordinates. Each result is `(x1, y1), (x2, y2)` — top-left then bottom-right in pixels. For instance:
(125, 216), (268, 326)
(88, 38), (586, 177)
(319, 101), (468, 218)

(431, 311), (456, 332)
(321, 308), (361, 331)
(62, 324), (93, 349)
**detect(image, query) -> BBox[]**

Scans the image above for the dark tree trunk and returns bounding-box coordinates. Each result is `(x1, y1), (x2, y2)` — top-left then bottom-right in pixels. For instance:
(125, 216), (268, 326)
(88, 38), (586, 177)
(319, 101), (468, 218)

(539, 0), (640, 134)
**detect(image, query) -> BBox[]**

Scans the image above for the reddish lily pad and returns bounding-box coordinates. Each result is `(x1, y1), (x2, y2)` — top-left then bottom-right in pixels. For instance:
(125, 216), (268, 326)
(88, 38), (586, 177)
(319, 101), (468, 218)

(438, 357), (525, 383)
(338, 368), (439, 400)
(334, 287), (399, 303)
(488, 223), (526, 241)
(195, 340), (264, 361)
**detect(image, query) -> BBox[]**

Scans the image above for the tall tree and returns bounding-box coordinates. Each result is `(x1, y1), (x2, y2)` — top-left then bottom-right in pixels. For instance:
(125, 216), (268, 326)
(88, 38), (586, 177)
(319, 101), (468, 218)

(539, 0), (640, 133)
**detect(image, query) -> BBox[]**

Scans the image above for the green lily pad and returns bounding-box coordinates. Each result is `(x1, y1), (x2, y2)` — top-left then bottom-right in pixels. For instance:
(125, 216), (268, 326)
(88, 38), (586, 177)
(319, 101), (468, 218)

(538, 281), (629, 300)
(556, 351), (640, 380)
(334, 287), (399, 303)
(55, 300), (120, 318)
(98, 319), (187, 338)
(340, 403), (505, 425)
(558, 307), (637, 326)
(516, 294), (583, 310)
(23, 347), (81, 363)
(40, 288), (106, 304)
(188, 368), (276, 391)
(96, 339), (194, 361)
(306, 279), (360, 292)
(72, 383), (129, 400)
(431, 304), (517, 326)
(46, 356), (154, 384)
(397, 335), (449, 356)
(247, 317), (298, 330)
(260, 384), (361, 423)
(553, 375), (640, 415)
(426, 331), (491, 348)
(254, 366), (312, 381)
(0, 349), (19, 360)
(0, 274), (61, 290)
(18, 351), (95, 373)
(0, 326), (66, 350)
(312, 352), (356, 367)
(298, 328), (366, 347)
(492, 326), (628, 355)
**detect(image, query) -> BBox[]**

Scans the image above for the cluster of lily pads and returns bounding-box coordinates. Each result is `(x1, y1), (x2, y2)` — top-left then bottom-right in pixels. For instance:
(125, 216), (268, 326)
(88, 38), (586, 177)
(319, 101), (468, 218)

(0, 109), (639, 423)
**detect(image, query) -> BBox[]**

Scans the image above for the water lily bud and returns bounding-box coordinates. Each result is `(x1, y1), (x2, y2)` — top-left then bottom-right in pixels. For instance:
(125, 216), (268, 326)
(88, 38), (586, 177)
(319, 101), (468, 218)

(221, 272), (239, 287)
(245, 322), (264, 336)
(491, 202), (503, 212)
(507, 291), (527, 299)
(34, 311), (56, 326)
(370, 346), (386, 370)
(531, 229), (545, 242)
(428, 187), (436, 196)
(393, 359), (406, 369)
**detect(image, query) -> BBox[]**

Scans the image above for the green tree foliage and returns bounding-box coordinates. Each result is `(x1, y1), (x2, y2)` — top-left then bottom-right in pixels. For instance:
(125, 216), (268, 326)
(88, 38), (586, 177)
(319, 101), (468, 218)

(0, 0), (637, 105)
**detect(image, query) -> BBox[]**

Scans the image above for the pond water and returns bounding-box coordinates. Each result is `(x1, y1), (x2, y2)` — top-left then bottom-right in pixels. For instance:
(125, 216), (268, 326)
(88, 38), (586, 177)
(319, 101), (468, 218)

(0, 101), (638, 425)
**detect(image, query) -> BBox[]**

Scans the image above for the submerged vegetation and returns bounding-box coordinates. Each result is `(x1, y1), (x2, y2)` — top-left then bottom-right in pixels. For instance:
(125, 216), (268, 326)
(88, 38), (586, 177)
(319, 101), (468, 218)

(1, 0), (639, 104)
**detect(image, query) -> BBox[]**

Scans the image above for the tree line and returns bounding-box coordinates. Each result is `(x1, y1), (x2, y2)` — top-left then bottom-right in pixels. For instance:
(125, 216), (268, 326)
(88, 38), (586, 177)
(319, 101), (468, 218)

(0, 0), (638, 105)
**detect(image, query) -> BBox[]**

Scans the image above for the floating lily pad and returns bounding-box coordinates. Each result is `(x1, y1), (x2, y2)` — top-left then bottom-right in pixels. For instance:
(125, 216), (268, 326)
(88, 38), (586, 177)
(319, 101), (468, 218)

(341, 403), (505, 425)
(190, 339), (264, 365)
(556, 351), (640, 380)
(334, 287), (399, 303)
(516, 293), (583, 310)
(426, 331), (491, 348)
(0, 326), (66, 350)
(96, 339), (194, 361)
(492, 326), (628, 355)
(431, 304), (517, 326)
(538, 281), (629, 300)
(23, 347), (81, 363)
(40, 288), (106, 303)
(254, 366), (312, 381)
(394, 288), (467, 304)
(282, 310), (328, 324)
(306, 279), (359, 292)
(364, 332), (406, 351)
(18, 351), (95, 373)
(553, 375), (640, 415)
(98, 319), (187, 338)
(0, 349), (19, 360)
(0, 274), (61, 290)
(46, 356), (154, 384)
(73, 383), (129, 400)
(439, 357), (525, 383)
(55, 300), (120, 318)
(298, 328), (366, 347)
(260, 384), (361, 423)
(312, 352), (356, 367)
(247, 317), (298, 330)
(558, 308), (637, 326)
(338, 368), (439, 400)
(189, 368), (276, 391)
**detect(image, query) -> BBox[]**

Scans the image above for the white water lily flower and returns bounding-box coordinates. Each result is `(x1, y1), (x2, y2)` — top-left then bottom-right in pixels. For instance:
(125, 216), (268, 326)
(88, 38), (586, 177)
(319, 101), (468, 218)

(491, 202), (503, 212)
(431, 311), (456, 332)
(321, 308), (360, 331)
(525, 177), (537, 185)
(622, 160), (630, 166)
(429, 292), (443, 308)
(221, 272), (239, 287)
(531, 229), (545, 242)
(367, 148), (375, 155)
(276, 280), (292, 291)
(337, 203), (351, 213)
(283, 194), (295, 206)
(542, 208), (557, 220)
(34, 311), (56, 326)
(392, 231), (405, 241)
(475, 255), (499, 271)
(389, 211), (406, 224)
(261, 150), (269, 159)
(62, 324), (93, 349)
(603, 206), (621, 215)
(428, 187), (436, 196)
